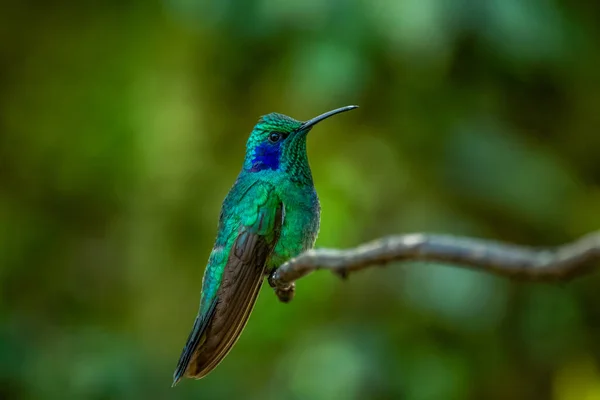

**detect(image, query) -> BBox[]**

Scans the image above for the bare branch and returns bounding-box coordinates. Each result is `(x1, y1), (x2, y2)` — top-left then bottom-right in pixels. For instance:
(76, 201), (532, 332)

(268, 231), (600, 302)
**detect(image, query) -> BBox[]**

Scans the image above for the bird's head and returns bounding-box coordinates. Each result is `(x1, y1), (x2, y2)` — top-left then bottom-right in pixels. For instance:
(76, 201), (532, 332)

(243, 105), (358, 178)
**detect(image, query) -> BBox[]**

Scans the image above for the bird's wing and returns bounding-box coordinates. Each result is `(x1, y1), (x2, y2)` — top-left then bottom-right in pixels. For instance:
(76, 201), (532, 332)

(173, 181), (283, 384)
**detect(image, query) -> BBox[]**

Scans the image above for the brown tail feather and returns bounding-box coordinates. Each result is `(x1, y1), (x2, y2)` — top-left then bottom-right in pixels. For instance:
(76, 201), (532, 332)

(186, 273), (265, 379)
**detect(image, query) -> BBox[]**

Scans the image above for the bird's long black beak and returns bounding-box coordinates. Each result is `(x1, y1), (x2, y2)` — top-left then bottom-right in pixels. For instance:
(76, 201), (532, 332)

(299, 105), (359, 131)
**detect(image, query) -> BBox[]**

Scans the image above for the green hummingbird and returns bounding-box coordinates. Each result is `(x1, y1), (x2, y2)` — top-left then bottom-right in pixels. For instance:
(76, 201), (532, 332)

(172, 105), (358, 385)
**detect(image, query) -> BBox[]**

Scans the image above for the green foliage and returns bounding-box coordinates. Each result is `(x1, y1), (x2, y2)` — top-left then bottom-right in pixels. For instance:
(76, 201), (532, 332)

(0, 0), (599, 398)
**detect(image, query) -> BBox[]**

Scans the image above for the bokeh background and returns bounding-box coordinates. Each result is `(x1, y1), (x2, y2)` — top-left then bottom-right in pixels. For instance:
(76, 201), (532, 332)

(1, 0), (600, 399)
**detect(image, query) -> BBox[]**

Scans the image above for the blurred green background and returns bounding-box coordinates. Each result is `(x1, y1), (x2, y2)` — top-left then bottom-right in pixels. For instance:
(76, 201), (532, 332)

(1, 0), (600, 399)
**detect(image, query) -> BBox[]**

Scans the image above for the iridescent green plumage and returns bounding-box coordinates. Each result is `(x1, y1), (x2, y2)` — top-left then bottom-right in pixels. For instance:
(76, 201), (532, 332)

(172, 105), (358, 385)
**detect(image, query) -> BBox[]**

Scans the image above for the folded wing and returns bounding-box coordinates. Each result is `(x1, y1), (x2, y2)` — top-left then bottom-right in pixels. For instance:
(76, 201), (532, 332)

(173, 182), (283, 385)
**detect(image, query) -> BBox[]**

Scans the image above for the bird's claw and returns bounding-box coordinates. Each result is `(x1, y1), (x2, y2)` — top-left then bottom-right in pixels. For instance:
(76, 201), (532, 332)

(267, 269), (295, 303)
(274, 283), (295, 303)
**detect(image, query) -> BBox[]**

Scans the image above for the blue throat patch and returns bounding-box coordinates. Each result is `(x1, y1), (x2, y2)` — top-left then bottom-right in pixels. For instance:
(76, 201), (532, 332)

(249, 141), (281, 172)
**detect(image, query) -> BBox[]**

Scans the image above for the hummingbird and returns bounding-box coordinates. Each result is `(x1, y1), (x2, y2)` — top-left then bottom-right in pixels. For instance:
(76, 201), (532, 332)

(172, 105), (358, 385)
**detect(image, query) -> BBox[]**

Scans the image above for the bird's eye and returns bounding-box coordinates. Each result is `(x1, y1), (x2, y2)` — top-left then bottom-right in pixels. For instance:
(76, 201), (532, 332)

(268, 132), (282, 143)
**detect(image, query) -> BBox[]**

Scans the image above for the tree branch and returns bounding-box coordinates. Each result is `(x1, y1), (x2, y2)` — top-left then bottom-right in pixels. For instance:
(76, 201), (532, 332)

(268, 231), (600, 302)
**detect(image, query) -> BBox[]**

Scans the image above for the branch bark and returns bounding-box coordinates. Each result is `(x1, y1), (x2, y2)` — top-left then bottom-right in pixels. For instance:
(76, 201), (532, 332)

(268, 231), (600, 302)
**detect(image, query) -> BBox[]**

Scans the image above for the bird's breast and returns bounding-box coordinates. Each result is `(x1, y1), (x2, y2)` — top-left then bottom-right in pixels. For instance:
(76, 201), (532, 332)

(268, 188), (320, 268)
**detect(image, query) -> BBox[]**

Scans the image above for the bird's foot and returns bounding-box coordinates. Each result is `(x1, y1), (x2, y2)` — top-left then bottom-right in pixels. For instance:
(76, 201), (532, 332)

(274, 283), (296, 303)
(267, 270), (295, 303)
